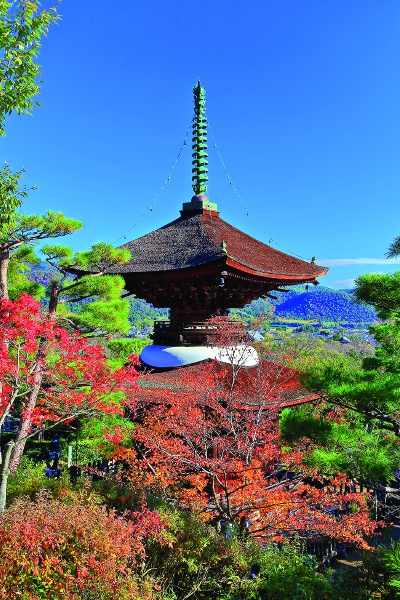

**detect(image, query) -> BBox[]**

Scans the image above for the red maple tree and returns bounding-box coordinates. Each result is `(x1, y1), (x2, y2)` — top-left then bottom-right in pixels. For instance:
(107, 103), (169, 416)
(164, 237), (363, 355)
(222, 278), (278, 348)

(125, 352), (378, 548)
(0, 294), (138, 511)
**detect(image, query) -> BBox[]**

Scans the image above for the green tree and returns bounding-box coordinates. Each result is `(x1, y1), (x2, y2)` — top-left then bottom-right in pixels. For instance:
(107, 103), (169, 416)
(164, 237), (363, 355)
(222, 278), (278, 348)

(7, 243), (43, 299)
(276, 335), (400, 484)
(355, 270), (400, 372)
(387, 233), (400, 259)
(280, 404), (397, 482)
(0, 0), (60, 136)
(275, 232), (400, 486)
(312, 268), (400, 438)
(0, 163), (30, 231)
(0, 178), (133, 473)
(0, 206), (82, 299)
(382, 543), (400, 596)
(107, 337), (151, 369)
(39, 242), (131, 334)
(0, 172), (131, 335)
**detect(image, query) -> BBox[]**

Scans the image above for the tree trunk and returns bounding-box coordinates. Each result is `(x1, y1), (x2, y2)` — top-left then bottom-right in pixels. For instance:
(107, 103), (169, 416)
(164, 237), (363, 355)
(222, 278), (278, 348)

(48, 283), (59, 315)
(0, 441), (15, 513)
(8, 336), (48, 473)
(8, 287), (60, 473)
(8, 380), (41, 473)
(0, 247), (11, 466)
(0, 247), (9, 300)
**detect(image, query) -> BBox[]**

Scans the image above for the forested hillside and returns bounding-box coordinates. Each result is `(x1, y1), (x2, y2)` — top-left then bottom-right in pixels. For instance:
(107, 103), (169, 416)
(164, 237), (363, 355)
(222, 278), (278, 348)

(128, 297), (169, 335)
(234, 286), (377, 326)
(274, 286), (376, 324)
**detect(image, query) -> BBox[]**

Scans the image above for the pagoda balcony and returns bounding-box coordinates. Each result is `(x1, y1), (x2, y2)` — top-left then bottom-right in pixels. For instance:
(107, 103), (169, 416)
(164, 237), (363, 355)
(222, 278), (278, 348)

(152, 320), (243, 346)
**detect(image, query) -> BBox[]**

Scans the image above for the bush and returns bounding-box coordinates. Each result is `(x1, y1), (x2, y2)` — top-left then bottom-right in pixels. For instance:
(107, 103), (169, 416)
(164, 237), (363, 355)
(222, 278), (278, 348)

(6, 456), (77, 507)
(0, 490), (162, 600)
(144, 503), (336, 599)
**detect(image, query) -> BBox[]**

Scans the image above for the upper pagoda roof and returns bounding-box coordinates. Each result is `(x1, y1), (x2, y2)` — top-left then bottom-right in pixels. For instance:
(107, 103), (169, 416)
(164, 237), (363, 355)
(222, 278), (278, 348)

(113, 209), (327, 282)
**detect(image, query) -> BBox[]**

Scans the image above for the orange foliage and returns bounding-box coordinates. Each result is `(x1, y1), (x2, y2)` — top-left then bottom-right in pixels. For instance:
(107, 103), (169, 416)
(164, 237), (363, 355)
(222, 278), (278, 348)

(0, 490), (163, 600)
(124, 358), (377, 548)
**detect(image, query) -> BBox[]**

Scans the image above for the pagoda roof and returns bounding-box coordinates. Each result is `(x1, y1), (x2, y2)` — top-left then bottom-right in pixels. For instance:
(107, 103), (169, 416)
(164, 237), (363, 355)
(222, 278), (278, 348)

(137, 358), (320, 409)
(113, 210), (327, 283)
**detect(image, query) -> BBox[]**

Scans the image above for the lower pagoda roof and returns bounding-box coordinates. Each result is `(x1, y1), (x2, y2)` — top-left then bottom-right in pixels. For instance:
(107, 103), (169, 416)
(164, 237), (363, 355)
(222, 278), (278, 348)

(111, 209), (327, 284)
(137, 358), (321, 410)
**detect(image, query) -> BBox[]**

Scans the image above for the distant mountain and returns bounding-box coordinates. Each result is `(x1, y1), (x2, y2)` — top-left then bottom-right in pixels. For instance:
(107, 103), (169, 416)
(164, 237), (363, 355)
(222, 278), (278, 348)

(274, 287), (376, 324)
(27, 262), (62, 287)
(234, 286), (377, 326)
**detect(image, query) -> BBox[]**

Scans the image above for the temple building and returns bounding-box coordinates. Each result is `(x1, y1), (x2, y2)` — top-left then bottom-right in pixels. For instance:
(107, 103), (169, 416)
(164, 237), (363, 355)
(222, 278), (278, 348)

(107, 81), (328, 370)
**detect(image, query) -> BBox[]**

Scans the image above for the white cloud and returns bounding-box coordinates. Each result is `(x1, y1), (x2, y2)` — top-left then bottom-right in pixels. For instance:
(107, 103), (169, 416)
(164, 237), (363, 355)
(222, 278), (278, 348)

(320, 257), (400, 267)
(330, 278), (356, 288)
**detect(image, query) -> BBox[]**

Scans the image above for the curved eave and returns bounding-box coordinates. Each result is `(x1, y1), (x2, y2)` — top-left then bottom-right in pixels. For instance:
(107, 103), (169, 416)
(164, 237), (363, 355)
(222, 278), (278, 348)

(116, 259), (328, 284)
(225, 257), (328, 282)
(69, 255), (328, 286)
(270, 393), (321, 409)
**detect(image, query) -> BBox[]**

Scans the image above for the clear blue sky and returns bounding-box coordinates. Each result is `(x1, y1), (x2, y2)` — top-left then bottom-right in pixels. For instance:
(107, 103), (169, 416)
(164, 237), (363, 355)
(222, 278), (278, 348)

(3, 1), (400, 289)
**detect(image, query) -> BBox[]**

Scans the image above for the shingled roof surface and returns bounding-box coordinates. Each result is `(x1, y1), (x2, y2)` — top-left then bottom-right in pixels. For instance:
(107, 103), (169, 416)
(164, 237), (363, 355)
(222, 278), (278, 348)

(114, 211), (327, 279)
(137, 359), (320, 409)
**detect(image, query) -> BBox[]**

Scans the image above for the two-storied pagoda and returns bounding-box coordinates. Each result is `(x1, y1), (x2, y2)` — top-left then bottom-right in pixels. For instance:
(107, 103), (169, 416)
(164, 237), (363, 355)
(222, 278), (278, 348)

(108, 82), (327, 368)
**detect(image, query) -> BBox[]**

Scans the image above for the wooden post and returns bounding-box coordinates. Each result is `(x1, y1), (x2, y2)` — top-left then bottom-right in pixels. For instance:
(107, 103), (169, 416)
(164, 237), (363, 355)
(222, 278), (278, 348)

(67, 445), (73, 468)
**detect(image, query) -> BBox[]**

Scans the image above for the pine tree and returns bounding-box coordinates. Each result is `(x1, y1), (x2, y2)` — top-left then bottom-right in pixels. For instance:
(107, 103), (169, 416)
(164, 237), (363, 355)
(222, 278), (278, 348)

(278, 239), (400, 487)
